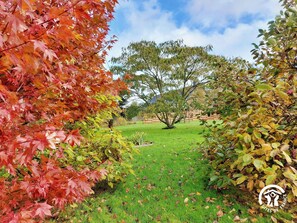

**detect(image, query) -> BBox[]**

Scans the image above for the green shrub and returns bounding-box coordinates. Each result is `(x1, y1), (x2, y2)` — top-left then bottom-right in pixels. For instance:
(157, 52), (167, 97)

(62, 128), (137, 188)
(128, 132), (147, 146)
(113, 116), (128, 126)
(202, 2), (297, 218)
(62, 98), (137, 188)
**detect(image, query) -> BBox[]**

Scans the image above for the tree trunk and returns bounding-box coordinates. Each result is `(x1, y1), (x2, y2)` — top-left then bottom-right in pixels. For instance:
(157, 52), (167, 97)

(163, 124), (175, 129)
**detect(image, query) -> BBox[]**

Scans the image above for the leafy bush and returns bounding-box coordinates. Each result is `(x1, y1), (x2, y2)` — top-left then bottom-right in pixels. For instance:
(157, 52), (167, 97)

(129, 132), (147, 146)
(202, 1), (297, 217)
(63, 104), (137, 189)
(113, 116), (128, 127)
(62, 129), (136, 188)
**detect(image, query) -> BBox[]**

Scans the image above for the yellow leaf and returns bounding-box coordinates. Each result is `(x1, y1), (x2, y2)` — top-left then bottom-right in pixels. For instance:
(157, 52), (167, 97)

(290, 166), (297, 175)
(262, 124), (271, 130)
(271, 216), (278, 223)
(247, 179), (254, 191)
(292, 186), (297, 196)
(257, 138), (265, 145)
(259, 181), (265, 188)
(276, 89), (290, 104)
(273, 159), (284, 167)
(270, 149), (280, 157)
(256, 83), (272, 90)
(282, 151), (292, 164)
(253, 159), (265, 170)
(266, 175), (276, 185)
(236, 176), (247, 185)
(262, 143), (272, 151)
(243, 133), (251, 144)
(243, 154), (253, 164)
(253, 130), (261, 139)
(283, 168), (297, 181)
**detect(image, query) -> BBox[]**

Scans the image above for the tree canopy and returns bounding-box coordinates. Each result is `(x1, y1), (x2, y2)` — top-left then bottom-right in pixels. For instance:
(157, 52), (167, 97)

(111, 40), (212, 128)
(0, 0), (126, 221)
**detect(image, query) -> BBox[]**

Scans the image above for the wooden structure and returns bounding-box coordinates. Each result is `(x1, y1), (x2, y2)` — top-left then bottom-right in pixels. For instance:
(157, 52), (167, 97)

(142, 110), (219, 124)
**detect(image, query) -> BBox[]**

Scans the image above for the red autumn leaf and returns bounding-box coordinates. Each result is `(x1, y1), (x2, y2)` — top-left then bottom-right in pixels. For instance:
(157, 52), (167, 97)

(43, 49), (57, 62)
(64, 129), (82, 146)
(32, 40), (47, 52)
(6, 14), (28, 33)
(0, 0), (126, 221)
(34, 202), (52, 219)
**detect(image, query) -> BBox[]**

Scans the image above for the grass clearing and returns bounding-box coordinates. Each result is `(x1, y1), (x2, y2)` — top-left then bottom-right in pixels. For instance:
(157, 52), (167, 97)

(56, 121), (271, 222)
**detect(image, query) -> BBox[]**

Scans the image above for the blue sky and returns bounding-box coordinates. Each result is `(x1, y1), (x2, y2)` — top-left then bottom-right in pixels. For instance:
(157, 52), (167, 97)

(107, 0), (282, 64)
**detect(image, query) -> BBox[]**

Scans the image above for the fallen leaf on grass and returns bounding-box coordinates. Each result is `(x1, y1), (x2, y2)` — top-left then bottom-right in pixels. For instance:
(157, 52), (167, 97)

(248, 208), (258, 215)
(206, 197), (216, 203)
(147, 214), (153, 220)
(205, 206), (209, 209)
(146, 183), (155, 191)
(229, 208), (236, 214)
(271, 216), (278, 223)
(216, 210), (224, 218)
(234, 216), (250, 222)
(184, 197), (189, 203)
(138, 200), (143, 206)
(223, 198), (233, 206)
(97, 207), (102, 213)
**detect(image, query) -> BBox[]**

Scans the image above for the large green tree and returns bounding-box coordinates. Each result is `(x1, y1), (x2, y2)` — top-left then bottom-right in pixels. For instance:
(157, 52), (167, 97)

(111, 40), (212, 128)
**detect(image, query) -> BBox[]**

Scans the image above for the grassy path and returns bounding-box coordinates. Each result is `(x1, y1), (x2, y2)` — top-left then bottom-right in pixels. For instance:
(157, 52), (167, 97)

(59, 121), (270, 222)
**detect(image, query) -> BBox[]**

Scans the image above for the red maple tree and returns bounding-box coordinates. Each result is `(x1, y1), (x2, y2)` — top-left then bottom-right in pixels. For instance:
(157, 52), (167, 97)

(0, 0), (124, 221)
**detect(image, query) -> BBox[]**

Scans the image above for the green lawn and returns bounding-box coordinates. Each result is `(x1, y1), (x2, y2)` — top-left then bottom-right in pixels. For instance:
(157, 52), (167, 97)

(56, 121), (271, 223)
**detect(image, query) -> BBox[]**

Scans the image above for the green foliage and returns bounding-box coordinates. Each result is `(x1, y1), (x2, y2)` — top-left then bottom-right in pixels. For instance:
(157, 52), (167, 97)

(62, 129), (136, 188)
(125, 102), (144, 120)
(111, 40), (212, 128)
(113, 116), (128, 127)
(202, 1), (297, 218)
(128, 132), (146, 145)
(62, 100), (137, 188)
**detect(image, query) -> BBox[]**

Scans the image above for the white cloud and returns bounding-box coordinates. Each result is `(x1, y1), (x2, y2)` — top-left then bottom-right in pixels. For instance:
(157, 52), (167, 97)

(106, 0), (282, 65)
(185, 0), (281, 28)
